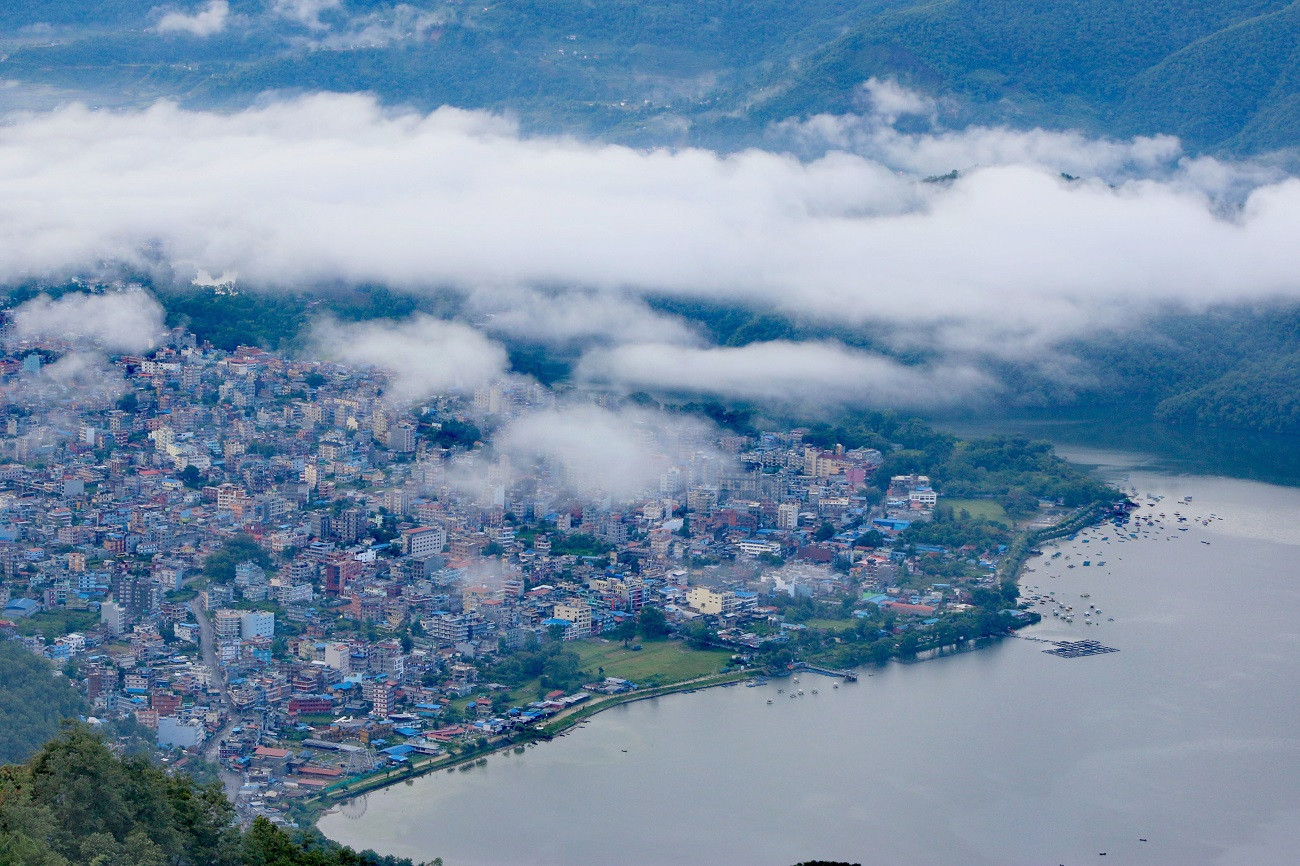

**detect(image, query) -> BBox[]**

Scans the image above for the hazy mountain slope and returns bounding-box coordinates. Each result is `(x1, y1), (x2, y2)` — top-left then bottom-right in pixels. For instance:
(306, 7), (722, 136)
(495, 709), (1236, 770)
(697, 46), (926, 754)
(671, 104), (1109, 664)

(1118, 2), (1300, 151)
(3, 0), (1296, 151)
(1153, 351), (1300, 434)
(0, 0), (910, 138)
(760, 0), (1300, 152)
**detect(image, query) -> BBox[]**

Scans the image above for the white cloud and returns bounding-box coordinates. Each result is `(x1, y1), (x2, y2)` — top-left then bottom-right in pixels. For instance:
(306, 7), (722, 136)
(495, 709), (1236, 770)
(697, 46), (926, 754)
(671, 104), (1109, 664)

(467, 287), (701, 348)
(855, 77), (937, 124)
(272, 0), (340, 30)
(0, 92), (1297, 391)
(492, 404), (728, 502)
(318, 4), (452, 48)
(156, 1), (229, 37)
(310, 315), (509, 402)
(576, 340), (997, 409)
(7, 291), (164, 353)
(3, 351), (127, 410)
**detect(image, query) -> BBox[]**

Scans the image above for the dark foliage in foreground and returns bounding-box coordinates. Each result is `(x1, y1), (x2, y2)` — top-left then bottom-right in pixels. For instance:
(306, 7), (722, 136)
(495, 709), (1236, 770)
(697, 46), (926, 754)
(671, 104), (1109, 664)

(0, 724), (428, 866)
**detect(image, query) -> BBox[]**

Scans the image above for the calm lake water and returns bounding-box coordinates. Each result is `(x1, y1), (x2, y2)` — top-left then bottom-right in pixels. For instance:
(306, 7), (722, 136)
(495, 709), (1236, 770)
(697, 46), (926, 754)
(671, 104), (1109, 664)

(322, 447), (1300, 865)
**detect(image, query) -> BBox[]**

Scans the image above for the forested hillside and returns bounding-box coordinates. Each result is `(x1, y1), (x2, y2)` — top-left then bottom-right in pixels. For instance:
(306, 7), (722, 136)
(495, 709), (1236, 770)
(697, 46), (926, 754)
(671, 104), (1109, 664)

(0, 640), (87, 765)
(0, 725), (425, 866)
(761, 0), (1300, 152)
(1153, 351), (1300, 434)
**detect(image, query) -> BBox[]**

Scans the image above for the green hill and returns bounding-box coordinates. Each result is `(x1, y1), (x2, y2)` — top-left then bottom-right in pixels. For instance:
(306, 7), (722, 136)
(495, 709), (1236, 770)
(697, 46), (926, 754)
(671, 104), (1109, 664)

(755, 0), (1300, 152)
(0, 724), (426, 866)
(3, 0), (1297, 152)
(1154, 351), (1300, 434)
(0, 640), (87, 766)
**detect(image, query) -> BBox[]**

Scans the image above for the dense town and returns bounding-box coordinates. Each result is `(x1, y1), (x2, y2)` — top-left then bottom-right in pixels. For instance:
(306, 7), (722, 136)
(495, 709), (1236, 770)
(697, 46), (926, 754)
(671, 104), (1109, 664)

(0, 301), (1062, 827)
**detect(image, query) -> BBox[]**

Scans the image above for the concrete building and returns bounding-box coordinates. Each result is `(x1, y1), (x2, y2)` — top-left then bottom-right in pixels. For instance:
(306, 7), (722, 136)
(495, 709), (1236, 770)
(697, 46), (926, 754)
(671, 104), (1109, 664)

(777, 502), (801, 531)
(400, 525), (446, 558)
(552, 601), (592, 638)
(214, 609), (243, 642)
(240, 610), (275, 639)
(686, 586), (726, 615)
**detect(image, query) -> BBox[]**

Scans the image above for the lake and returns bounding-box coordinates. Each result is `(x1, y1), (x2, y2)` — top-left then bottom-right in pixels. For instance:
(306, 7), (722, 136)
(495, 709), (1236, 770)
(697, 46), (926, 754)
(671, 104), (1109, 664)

(321, 447), (1300, 865)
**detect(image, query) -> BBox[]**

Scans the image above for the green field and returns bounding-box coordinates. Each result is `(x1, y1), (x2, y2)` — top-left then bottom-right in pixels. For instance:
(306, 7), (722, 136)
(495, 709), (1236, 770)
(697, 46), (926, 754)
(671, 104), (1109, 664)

(943, 499), (1010, 524)
(573, 640), (732, 685)
(498, 639), (732, 706)
(802, 617), (855, 632)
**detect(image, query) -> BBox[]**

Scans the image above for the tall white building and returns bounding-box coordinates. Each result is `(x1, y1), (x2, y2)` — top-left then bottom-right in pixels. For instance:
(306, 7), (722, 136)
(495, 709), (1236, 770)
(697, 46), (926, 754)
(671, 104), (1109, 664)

(777, 502), (801, 531)
(240, 610), (275, 639)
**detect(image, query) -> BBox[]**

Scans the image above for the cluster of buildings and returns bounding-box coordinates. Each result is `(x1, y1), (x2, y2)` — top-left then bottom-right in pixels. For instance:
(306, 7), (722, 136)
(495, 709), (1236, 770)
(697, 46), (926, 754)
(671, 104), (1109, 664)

(0, 300), (1016, 819)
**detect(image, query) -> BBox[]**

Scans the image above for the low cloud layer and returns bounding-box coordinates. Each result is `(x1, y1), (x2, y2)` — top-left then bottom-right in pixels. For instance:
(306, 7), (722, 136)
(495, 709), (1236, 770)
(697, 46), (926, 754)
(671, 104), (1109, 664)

(7, 291), (164, 353)
(467, 287), (701, 348)
(493, 404), (728, 502)
(155, 1), (230, 36)
(311, 315), (508, 402)
(576, 340), (996, 409)
(3, 351), (127, 410)
(1, 87), (1298, 408)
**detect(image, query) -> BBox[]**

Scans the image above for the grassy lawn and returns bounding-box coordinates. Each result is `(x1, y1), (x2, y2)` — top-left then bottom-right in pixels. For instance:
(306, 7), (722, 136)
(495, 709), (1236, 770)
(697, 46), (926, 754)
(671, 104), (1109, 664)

(14, 608), (99, 638)
(802, 617), (854, 632)
(574, 639), (731, 686)
(496, 640), (732, 707)
(944, 498), (1010, 524)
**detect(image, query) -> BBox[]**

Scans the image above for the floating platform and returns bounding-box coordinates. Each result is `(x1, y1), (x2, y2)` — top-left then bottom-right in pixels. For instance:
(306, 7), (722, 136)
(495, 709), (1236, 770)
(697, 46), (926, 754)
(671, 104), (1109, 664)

(1044, 640), (1120, 659)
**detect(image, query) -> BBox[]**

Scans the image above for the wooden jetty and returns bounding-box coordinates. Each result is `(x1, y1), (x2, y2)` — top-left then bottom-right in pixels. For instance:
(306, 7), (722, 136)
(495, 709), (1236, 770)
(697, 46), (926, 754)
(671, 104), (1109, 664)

(792, 662), (858, 682)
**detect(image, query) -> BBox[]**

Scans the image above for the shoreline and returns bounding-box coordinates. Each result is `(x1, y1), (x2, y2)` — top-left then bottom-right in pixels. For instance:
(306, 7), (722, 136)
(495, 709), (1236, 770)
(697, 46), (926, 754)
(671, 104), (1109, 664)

(305, 668), (756, 826)
(308, 498), (1117, 833)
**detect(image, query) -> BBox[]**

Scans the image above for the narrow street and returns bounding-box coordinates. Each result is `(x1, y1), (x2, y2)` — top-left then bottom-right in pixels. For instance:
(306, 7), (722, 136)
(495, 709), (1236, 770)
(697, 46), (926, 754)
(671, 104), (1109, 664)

(188, 593), (243, 804)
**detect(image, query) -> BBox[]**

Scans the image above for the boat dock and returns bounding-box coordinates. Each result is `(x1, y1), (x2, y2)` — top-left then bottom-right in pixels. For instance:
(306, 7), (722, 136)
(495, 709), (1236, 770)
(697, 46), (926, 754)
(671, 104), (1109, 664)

(792, 662), (858, 682)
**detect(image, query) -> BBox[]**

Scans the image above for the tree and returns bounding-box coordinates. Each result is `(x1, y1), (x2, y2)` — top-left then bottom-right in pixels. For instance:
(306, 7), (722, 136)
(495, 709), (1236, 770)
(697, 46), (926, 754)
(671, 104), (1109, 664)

(637, 606), (670, 639)
(857, 529), (885, 548)
(179, 465), (206, 490)
(682, 621), (714, 650)
(614, 617), (638, 648)
(201, 535), (272, 584)
(814, 521), (836, 542)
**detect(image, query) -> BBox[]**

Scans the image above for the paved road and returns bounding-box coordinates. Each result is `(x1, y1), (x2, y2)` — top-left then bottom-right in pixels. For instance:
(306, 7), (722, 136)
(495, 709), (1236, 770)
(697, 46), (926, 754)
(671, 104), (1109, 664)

(188, 593), (243, 804)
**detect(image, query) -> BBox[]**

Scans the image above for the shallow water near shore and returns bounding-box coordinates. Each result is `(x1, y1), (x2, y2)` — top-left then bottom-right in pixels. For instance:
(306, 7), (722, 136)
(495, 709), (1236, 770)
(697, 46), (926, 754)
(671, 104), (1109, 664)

(321, 458), (1300, 865)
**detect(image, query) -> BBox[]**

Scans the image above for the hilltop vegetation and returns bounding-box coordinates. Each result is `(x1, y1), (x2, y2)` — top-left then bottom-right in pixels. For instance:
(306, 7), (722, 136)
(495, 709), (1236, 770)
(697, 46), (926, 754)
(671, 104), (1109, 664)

(1153, 351), (1300, 434)
(0, 724), (428, 866)
(758, 0), (1300, 153)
